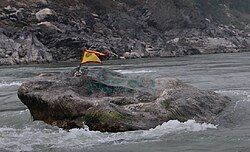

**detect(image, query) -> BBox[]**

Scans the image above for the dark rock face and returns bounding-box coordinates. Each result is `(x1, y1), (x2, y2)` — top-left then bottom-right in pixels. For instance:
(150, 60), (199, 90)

(0, 0), (249, 65)
(18, 68), (230, 132)
(0, 31), (52, 65)
(146, 0), (206, 31)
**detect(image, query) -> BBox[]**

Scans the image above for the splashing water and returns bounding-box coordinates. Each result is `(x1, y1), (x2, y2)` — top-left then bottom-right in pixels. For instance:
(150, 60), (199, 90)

(0, 81), (22, 88)
(115, 69), (155, 74)
(0, 119), (216, 152)
(216, 90), (250, 110)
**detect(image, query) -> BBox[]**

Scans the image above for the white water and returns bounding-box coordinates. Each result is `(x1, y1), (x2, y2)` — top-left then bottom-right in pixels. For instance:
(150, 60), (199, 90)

(0, 118), (216, 152)
(0, 81), (22, 88)
(115, 69), (155, 74)
(216, 90), (250, 103)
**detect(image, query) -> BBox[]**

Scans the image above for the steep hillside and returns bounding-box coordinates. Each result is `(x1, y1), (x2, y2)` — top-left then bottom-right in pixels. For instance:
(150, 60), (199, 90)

(192, 0), (250, 29)
(0, 0), (249, 65)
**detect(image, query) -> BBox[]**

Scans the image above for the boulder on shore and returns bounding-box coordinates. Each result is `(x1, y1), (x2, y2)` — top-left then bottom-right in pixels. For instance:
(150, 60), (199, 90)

(18, 68), (230, 132)
(35, 8), (55, 22)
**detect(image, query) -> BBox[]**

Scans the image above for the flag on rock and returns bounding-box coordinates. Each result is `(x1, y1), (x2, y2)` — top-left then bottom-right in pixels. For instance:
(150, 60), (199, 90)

(81, 50), (105, 64)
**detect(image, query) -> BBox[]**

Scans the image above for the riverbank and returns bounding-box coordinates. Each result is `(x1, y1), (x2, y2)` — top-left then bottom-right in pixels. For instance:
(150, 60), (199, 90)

(1, 0), (250, 66)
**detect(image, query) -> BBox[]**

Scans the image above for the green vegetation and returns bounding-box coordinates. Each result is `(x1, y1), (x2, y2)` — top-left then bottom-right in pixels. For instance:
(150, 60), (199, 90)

(161, 100), (171, 110)
(160, 98), (188, 122)
(167, 107), (188, 122)
(102, 111), (125, 121)
(83, 110), (126, 124)
(168, 108), (188, 122)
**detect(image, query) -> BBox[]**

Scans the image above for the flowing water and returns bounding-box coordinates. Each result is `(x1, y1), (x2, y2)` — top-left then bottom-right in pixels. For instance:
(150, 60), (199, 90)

(0, 52), (250, 152)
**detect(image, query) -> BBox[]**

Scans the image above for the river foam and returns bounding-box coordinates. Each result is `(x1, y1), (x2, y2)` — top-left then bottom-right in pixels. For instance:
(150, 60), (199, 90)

(0, 82), (22, 88)
(0, 120), (216, 152)
(115, 69), (155, 74)
(216, 90), (250, 102)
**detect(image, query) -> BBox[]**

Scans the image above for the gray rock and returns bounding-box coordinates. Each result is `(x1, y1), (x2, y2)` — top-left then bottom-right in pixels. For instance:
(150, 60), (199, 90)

(18, 34), (53, 63)
(0, 58), (15, 65)
(0, 33), (21, 55)
(163, 36), (242, 54)
(35, 8), (55, 21)
(0, 50), (6, 58)
(37, 21), (63, 32)
(123, 51), (141, 59)
(18, 68), (230, 132)
(0, 33), (53, 65)
(3, 5), (17, 13)
(11, 8), (25, 21)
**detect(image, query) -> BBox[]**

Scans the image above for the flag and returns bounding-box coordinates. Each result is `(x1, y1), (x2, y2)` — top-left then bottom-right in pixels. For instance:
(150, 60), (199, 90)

(81, 50), (105, 64)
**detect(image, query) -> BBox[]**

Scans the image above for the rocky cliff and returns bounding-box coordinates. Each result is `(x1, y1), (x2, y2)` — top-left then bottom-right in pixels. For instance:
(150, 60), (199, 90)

(0, 0), (249, 65)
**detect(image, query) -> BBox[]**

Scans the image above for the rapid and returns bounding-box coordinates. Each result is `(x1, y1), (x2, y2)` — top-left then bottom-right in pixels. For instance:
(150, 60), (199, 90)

(0, 52), (250, 152)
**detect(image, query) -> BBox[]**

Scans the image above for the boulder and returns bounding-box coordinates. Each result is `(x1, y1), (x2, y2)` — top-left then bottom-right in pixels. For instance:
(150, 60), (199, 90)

(37, 21), (63, 32)
(18, 68), (230, 132)
(17, 34), (53, 63)
(123, 51), (141, 59)
(35, 8), (55, 21)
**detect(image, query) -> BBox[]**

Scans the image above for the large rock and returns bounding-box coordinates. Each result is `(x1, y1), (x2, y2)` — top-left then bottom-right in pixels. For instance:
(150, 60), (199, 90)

(18, 68), (230, 132)
(0, 32), (53, 65)
(35, 8), (55, 21)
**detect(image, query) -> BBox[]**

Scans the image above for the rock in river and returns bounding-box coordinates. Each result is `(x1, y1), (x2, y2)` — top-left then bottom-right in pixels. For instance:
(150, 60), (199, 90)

(18, 68), (230, 132)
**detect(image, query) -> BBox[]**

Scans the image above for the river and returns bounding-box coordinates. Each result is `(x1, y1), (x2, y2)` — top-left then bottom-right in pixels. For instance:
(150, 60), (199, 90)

(0, 52), (250, 152)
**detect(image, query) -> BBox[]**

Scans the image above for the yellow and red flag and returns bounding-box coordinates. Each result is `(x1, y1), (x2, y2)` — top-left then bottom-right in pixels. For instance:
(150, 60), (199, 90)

(81, 50), (105, 64)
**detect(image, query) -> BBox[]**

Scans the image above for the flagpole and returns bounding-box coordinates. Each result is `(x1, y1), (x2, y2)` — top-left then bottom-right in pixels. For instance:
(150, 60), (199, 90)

(76, 63), (82, 72)
(77, 48), (84, 72)
(74, 48), (86, 77)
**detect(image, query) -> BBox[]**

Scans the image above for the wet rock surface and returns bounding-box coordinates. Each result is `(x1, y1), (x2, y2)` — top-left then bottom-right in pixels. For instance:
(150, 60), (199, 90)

(18, 68), (230, 132)
(0, 0), (250, 65)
